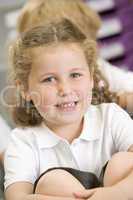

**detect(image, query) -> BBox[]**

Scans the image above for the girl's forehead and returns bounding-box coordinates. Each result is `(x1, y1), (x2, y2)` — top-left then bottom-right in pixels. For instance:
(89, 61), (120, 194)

(31, 42), (83, 57)
(30, 43), (88, 74)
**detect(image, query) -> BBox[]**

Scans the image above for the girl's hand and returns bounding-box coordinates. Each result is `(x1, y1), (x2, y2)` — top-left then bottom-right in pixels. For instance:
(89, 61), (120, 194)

(74, 188), (98, 199)
(74, 186), (126, 200)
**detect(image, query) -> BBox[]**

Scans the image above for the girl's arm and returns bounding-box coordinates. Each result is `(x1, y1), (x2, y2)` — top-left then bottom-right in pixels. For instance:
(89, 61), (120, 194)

(5, 182), (82, 200)
(74, 172), (133, 200)
(5, 182), (34, 200)
(74, 151), (133, 200)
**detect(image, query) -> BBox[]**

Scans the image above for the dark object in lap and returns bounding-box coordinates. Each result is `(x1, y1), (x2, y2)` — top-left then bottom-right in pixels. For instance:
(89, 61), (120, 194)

(33, 167), (101, 193)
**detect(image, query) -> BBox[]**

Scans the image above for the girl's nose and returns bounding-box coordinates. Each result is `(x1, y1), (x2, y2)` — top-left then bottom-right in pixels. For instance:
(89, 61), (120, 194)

(58, 80), (72, 97)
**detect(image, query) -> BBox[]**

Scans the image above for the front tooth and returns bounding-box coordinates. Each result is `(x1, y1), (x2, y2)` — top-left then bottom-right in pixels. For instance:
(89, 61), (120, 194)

(60, 103), (74, 108)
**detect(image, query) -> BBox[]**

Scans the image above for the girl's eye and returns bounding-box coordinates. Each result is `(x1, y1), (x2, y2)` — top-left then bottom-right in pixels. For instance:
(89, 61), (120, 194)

(71, 73), (82, 78)
(42, 76), (56, 83)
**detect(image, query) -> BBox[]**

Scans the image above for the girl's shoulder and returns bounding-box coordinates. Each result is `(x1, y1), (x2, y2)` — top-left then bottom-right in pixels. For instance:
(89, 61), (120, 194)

(10, 125), (43, 146)
(11, 124), (43, 134)
(11, 126), (35, 136)
(88, 103), (130, 121)
(98, 103), (130, 117)
(89, 102), (122, 114)
(86, 103), (133, 142)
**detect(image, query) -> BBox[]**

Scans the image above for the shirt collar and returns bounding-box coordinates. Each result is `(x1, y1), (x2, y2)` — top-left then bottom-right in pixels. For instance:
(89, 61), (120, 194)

(33, 124), (61, 148)
(79, 105), (102, 141)
(32, 105), (102, 148)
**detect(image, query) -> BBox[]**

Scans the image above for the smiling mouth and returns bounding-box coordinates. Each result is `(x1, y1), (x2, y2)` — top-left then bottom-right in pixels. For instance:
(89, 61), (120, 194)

(56, 101), (78, 109)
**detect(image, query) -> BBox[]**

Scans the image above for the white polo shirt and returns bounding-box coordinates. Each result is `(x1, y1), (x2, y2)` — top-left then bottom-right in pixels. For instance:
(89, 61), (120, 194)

(4, 103), (133, 189)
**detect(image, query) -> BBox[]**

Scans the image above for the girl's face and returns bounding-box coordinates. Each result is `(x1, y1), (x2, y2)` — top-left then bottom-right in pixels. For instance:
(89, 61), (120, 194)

(28, 43), (93, 130)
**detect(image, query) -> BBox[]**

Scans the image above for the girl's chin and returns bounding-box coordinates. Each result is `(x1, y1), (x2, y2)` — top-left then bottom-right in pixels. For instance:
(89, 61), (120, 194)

(44, 114), (82, 125)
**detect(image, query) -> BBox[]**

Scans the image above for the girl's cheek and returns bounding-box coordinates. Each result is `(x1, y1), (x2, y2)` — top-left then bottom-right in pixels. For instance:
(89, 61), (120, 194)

(77, 87), (92, 101)
(29, 89), (56, 108)
(41, 91), (57, 106)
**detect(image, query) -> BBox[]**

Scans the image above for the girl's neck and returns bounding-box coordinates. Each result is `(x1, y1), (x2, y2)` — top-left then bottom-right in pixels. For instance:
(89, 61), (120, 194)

(44, 118), (84, 144)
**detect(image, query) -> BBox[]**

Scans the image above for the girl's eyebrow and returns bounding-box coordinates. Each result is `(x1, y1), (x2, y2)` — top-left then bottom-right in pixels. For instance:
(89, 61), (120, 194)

(39, 67), (86, 78)
(40, 72), (56, 78)
(70, 67), (86, 71)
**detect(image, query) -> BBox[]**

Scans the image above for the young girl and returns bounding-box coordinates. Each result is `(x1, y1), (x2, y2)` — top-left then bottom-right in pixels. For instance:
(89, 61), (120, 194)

(17, 0), (133, 112)
(4, 19), (133, 200)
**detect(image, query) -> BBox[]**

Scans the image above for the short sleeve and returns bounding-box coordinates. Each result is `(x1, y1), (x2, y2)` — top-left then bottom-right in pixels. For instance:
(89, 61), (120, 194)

(109, 103), (133, 151)
(4, 129), (39, 189)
